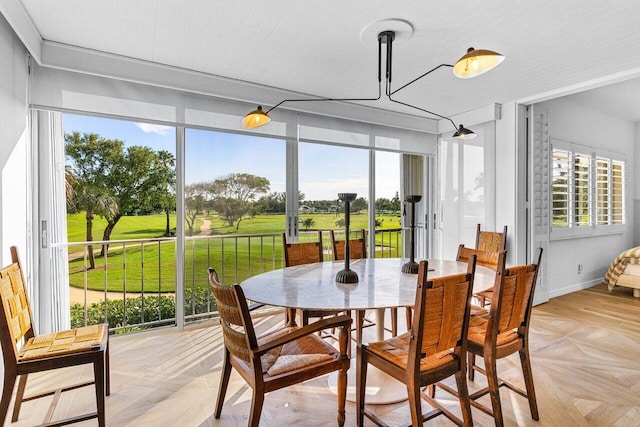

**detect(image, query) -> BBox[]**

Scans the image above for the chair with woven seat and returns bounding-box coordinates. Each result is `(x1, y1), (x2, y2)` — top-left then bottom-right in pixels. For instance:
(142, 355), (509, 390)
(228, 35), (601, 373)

(356, 257), (477, 427)
(329, 229), (386, 343)
(474, 224), (508, 306)
(466, 249), (543, 427)
(208, 268), (351, 427)
(0, 246), (109, 427)
(282, 232), (344, 327)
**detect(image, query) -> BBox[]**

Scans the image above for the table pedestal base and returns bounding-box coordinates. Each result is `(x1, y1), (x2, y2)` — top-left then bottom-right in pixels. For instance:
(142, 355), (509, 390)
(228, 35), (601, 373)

(327, 358), (407, 404)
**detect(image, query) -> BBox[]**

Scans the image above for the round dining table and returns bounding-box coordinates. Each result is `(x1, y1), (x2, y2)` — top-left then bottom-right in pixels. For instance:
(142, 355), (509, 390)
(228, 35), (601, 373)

(240, 257), (495, 404)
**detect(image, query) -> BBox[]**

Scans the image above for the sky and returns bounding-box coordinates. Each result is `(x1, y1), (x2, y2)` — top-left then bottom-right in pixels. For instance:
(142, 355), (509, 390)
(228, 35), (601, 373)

(63, 113), (400, 201)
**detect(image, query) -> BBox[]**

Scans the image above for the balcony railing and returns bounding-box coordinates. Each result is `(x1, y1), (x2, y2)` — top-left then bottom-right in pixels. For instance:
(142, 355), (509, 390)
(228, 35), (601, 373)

(64, 228), (402, 333)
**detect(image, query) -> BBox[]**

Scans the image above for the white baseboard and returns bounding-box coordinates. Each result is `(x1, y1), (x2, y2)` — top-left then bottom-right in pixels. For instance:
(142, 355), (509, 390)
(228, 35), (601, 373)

(548, 277), (603, 299)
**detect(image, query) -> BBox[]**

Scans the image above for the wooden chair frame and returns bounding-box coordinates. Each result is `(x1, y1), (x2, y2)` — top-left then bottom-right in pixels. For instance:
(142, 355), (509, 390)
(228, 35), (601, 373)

(208, 268), (351, 427)
(357, 257), (477, 427)
(466, 249), (543, 427)
(329, 229), (385, 343)
(474, 224), (508, 307)
(0, 246), (109, 427)
(282, 232), (341, 327)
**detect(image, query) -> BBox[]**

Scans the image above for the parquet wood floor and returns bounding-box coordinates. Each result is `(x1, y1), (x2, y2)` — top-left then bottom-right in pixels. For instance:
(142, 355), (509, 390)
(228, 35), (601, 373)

(4, 283), (640, 426)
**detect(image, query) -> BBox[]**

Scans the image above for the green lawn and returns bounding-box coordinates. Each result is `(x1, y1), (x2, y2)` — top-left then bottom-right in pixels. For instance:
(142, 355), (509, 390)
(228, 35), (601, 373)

(67, 211), (402, 292)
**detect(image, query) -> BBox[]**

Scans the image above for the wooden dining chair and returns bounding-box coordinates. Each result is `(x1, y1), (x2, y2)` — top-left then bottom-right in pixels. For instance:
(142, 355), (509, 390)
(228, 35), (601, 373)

(474, 224), (508, 307)
(402, 246), (496, 337)
(356, 257), (477, 427)
(282, 232), (344, 328)
(0, 246), (110, 427)
(208, 268), (351, 427)
(466, 249), (543, 427)
(329, 229), (386, 343)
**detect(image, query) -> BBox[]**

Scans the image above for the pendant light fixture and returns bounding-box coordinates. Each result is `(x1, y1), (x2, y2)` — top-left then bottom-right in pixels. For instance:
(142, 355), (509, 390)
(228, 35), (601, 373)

(242, 27), (503, 140)
(453, 47), (505, 79)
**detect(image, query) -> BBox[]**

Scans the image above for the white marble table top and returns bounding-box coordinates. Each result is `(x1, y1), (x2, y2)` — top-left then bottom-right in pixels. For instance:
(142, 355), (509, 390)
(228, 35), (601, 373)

(240, 258), (495, 311)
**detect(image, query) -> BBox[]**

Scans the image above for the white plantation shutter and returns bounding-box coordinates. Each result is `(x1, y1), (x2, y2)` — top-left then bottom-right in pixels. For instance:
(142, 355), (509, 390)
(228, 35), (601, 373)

(573, 153), (591, 227)
(595, 157), (610, 225)
(551, 149), (569, 228)
(611, 161), (625, 224)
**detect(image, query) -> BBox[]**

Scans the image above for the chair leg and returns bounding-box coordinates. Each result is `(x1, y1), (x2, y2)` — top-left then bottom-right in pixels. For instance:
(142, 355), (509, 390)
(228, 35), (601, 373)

(1, 369), (17, 424)
(519, 347), (539, 421)
(93, 352), (106, 427)
(390, 307), (398, 336)
(214, 350), (232, 419)
(405, 307), (413, 331)
(467, 352), (476, 381)
(407, 379), (423, 427)
(356, 347), (368, 427)
(485, 356), (504, 427)
(11, 374), (27, 422)
(248, 388), (265, 427)
(455, 370), (473, 427)
(337, 364), (347, 427)
(105, 338), (111, 396)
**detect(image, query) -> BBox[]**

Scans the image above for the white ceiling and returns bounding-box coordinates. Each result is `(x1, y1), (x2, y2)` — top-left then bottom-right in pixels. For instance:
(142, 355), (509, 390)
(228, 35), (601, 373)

(7, 0), (640, 121)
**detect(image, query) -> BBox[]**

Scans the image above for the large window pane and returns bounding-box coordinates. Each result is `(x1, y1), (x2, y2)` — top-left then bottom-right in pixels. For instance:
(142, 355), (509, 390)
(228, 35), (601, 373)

(375, 151), (401, 258)
(184, 129), (285, 321)
(63, 114), (177, 330)
(298, 142), (369, 251)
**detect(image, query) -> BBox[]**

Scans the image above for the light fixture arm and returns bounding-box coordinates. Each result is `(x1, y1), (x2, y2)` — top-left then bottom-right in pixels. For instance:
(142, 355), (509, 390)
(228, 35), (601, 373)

(389, 63), (453, 96)
(243, 28), (500, 138)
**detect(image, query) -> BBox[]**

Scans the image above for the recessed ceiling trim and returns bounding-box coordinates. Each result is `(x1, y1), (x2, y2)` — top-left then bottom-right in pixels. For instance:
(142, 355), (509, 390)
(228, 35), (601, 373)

(0, 0), (43, 63)
(516, 66), (640, 106)
(39, 41), (439, 133)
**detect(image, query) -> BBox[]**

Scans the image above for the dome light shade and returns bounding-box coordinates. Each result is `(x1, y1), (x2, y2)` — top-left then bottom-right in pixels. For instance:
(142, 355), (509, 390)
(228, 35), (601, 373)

(241, 106), (271, 128)
(453, 47), (504, 79)
(452, 124), (476, 140)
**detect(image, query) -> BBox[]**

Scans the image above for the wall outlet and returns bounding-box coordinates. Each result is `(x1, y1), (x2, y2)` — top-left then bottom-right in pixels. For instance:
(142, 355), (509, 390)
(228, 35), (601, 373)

(577, 263), (583, 274)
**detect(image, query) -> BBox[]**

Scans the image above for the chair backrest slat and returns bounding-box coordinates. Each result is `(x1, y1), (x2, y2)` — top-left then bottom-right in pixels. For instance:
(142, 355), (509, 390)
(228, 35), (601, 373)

(476, 224), (508, 253)
(0, 247), (35, 363)
(330, 229), (366, 261)
(411, 258), (476, 360)
(283, 232), (323, 266)
(208, 268), (257, 363)
(457, 245), (504, 271)
(490, 250), (542, 336)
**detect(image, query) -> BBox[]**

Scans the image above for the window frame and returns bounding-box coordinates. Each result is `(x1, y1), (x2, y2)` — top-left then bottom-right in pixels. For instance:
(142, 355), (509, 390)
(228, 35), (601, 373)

(550, 139), (626, 240)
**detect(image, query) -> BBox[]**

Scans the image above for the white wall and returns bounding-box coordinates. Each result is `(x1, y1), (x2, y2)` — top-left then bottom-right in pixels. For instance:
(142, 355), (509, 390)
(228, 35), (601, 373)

(0, 11), (29, 386)
(0, 14), (29, 267)
(535, 97), (636, 298)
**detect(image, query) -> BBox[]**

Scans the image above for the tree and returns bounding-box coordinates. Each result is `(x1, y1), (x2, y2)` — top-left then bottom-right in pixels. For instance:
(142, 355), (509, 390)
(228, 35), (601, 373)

(145, 150), (176, 236)
(351, 197), (368, 213)
(65, 132), (122, 268)
(301, 218), (316, 230)
(209, 173), (270, 229)
(185, 183), (209, 236)
(66, 132), (177, 258)
(98, 146), (176, 254)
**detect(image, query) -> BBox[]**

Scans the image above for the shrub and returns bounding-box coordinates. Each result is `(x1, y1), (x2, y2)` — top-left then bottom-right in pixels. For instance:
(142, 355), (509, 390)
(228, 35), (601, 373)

(70, 287), (216, 331)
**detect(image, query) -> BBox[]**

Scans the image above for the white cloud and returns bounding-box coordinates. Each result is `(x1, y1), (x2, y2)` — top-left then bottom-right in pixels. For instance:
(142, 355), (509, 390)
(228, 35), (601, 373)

(135, 123), (172, 136)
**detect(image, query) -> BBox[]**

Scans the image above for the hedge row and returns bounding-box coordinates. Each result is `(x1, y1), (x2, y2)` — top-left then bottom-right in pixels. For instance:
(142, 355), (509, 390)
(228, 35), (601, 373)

(70, 287), (216, 332)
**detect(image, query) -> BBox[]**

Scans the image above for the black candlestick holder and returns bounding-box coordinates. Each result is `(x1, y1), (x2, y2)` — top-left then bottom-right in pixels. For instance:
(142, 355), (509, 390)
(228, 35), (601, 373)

(402, 194), (422, 274)
(335, 192), (359, 283)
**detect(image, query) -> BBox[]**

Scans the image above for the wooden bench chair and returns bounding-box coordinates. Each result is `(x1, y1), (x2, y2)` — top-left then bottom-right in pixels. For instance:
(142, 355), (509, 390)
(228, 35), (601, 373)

(208, 267), (351, 426)
(466, 249), (543, 427)
(473, 224), (508, 306)
(356, 257), (477, 427)
(0, 246), (109, 426)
